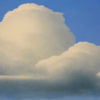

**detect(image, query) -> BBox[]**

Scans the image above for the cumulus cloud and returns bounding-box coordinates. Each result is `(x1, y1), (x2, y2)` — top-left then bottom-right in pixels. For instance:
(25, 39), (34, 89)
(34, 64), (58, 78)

(36, 42), (100, 79)
(0, 3), (100, 99)
(36, 42), (100, 93)
(0, 3), (74, 75)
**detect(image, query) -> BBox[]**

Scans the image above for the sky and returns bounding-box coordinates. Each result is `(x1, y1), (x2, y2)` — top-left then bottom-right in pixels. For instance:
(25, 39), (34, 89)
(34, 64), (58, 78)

(0, 0), (100, 100)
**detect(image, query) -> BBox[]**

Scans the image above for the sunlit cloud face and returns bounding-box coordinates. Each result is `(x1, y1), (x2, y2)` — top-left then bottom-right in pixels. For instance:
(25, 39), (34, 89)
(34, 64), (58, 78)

(0, 3), (75, 75)
(0, 3), (100, 100)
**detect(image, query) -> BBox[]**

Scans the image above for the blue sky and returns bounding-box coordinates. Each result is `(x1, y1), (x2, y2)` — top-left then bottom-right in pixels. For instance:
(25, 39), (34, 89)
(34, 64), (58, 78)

(0, 0), (100, 45)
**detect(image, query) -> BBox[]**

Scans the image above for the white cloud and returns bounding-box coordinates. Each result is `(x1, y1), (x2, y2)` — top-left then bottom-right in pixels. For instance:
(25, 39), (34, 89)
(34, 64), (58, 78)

(36, 42), (100, 80)
(36, 42), (100, 93)
(0, 3), (74, 75)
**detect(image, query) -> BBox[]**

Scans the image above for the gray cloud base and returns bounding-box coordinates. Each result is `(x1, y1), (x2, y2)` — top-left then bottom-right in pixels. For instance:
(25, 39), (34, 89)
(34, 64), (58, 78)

(0, 42), (100, 99)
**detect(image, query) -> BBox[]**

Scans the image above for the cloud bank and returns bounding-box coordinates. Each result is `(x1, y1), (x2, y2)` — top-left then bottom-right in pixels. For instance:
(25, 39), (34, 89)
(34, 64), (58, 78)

(36, 42), (100, 93)
(0, 3), (100, 99)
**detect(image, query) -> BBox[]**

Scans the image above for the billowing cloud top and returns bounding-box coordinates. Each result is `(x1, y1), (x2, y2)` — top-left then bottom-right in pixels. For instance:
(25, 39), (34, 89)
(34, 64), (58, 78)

(0, 3), (100, 99)
(0, 3), (74, 75)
